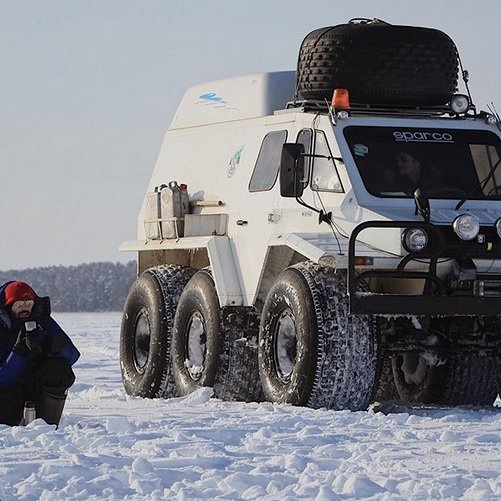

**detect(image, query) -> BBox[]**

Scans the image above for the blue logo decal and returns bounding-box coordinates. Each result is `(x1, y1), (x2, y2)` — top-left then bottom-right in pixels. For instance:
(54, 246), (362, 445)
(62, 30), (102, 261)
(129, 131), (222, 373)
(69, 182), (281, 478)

(199, 92), (227, 105)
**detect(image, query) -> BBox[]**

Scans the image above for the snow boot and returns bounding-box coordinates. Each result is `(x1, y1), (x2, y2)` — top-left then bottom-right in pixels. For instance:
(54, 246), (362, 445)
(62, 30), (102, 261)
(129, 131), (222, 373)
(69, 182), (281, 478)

(37, 386), (68, 427)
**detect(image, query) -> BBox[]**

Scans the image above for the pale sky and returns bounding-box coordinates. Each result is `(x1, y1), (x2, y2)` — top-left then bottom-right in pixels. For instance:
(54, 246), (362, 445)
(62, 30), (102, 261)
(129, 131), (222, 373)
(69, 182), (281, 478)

(1, 0), (500, 270)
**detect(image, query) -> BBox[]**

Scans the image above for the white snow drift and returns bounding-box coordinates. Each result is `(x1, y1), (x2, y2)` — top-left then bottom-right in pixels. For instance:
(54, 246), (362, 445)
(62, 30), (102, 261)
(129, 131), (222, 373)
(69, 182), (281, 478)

(0, 312), (500, 500)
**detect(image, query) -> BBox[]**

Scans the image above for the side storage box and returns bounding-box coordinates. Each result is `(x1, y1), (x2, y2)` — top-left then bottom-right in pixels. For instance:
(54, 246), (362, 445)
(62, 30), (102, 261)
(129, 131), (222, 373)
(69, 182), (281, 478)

(184, 214), (228, 237)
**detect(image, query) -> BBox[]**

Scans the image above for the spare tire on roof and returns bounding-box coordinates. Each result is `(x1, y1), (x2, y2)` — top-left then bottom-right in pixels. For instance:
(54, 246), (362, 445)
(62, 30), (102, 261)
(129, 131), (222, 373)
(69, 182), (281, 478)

(296, 20), (459, 106)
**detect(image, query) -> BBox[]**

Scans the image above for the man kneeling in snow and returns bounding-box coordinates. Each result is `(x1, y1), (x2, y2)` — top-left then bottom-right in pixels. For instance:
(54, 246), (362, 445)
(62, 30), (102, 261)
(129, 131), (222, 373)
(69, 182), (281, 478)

(0, 281), (80, 426)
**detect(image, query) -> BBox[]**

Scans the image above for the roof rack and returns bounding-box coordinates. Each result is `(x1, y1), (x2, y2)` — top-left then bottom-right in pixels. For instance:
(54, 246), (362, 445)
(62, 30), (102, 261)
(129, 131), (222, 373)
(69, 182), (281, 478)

(286, 100), (476, 119)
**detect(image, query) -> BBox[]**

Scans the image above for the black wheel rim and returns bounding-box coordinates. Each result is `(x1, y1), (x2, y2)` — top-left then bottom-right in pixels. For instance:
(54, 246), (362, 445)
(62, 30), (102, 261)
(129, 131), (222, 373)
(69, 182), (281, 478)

(273, 309), (297, 382)
(185, 311), (207, 381)
(133, 308), (151, 372)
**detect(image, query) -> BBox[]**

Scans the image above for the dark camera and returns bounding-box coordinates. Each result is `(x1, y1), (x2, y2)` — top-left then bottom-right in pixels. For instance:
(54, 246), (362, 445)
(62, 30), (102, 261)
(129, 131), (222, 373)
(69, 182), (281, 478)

(30, 296), (51, 321)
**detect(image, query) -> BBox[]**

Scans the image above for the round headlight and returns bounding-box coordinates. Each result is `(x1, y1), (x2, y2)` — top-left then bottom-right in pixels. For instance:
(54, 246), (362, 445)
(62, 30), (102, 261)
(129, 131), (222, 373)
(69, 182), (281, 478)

(450, 94), (469, 114)
(495, 218), (501, 238)
(403, 228), (428, 252)
(453, 214), (480, 241)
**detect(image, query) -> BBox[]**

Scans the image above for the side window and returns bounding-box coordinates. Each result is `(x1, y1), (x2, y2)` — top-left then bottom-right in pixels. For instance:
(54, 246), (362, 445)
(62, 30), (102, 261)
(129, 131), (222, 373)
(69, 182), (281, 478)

(249, 130), (288, 192)
(311, 130), (344, 192)
(296, 129), (313, 184)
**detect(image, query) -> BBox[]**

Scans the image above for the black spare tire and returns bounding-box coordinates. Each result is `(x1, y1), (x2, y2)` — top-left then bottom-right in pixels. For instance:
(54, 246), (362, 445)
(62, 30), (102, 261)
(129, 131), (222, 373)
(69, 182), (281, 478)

(296, 20), (459, 106)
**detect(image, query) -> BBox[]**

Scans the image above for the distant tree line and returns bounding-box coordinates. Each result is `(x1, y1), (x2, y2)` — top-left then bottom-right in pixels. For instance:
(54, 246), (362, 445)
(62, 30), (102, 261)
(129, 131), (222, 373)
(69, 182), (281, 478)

(0, 261), (136, 312)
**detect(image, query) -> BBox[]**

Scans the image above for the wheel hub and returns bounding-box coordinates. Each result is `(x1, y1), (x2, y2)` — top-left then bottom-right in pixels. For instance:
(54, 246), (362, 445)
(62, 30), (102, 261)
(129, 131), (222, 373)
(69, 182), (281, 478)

(185, 311), (207, 380)
(274, 309), (297, 381)
(400, 353), (430, 385)
(133, 309), (151, 371)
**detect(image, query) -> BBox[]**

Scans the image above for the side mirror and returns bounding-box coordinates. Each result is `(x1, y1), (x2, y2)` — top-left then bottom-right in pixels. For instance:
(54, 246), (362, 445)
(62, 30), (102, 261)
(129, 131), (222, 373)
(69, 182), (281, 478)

(414, 188), (430, 223)
(280, 143), (305, 198)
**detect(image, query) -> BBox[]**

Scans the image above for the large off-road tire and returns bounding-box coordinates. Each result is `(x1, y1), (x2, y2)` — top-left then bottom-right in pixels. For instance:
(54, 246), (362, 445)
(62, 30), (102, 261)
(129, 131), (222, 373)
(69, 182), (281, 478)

(172, 271), (221, 396)
(172, 271), (262, 401)
(392, 353), (498, 406)
(496, 358), (501, 399)
(120, 265), (195, 398)
(368, 314), (398, 403)
(373, 353), (399, 402)
(219, 308), (264, 402)
(258, 262), (379, 410)
(296, 21), (458, 106)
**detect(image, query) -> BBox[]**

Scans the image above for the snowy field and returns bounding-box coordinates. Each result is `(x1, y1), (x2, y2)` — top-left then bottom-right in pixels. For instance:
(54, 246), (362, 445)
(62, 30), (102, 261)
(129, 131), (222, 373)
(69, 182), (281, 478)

(1, 312), (501, 500)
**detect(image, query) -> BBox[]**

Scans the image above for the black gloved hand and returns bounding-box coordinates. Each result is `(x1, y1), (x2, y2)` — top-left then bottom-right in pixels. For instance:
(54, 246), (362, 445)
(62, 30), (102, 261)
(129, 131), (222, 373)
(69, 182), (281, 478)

(47, 331), (67, 355)
(13, 326), (43, 358)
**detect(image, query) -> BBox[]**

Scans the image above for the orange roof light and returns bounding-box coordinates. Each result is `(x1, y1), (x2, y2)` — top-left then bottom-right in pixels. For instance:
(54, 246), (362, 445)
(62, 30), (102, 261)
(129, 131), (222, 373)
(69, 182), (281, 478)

(331, 88), (350, 109)
(353, 256), (374, 266)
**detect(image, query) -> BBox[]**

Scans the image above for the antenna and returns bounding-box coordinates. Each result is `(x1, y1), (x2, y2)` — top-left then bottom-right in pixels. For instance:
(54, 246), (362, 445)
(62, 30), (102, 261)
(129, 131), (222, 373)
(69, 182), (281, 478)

(458, 54), (474, 110)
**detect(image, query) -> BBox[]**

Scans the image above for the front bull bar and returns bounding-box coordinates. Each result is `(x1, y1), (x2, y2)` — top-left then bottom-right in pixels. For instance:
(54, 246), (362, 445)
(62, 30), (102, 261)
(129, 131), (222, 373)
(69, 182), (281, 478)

(347, 220), (501, 316)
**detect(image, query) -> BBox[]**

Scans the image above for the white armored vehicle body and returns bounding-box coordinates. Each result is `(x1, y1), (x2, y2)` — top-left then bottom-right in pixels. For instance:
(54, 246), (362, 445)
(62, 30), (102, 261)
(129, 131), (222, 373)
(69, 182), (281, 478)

(120, 19), (501, 409)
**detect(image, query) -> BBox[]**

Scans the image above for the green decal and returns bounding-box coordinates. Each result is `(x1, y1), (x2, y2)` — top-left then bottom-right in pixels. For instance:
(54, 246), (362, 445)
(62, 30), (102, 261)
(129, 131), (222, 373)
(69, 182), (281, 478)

(227, 145), (244, 178)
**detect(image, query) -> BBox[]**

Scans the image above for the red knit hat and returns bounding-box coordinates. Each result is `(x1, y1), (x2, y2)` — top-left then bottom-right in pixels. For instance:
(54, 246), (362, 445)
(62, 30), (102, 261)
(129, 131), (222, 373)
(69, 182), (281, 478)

(4, 281), (36, 307)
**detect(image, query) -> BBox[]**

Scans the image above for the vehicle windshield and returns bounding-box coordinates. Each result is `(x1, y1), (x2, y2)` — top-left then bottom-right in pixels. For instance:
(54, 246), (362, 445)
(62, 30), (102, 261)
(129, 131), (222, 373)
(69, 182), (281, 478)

(344, 126), (501, 199)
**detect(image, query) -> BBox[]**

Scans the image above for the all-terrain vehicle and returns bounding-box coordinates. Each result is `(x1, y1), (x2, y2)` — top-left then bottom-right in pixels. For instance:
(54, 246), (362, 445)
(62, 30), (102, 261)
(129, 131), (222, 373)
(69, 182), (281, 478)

(120, 19), (501, 410)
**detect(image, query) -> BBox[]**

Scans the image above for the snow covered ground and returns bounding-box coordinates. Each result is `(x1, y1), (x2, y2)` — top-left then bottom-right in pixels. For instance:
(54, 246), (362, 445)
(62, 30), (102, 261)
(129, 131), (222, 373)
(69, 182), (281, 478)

(1, 312), (501, 500)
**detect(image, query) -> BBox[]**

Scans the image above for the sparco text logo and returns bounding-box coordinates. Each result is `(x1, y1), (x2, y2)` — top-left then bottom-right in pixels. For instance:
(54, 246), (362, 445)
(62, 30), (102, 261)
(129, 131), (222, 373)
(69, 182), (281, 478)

(393, 131), (454, 143)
